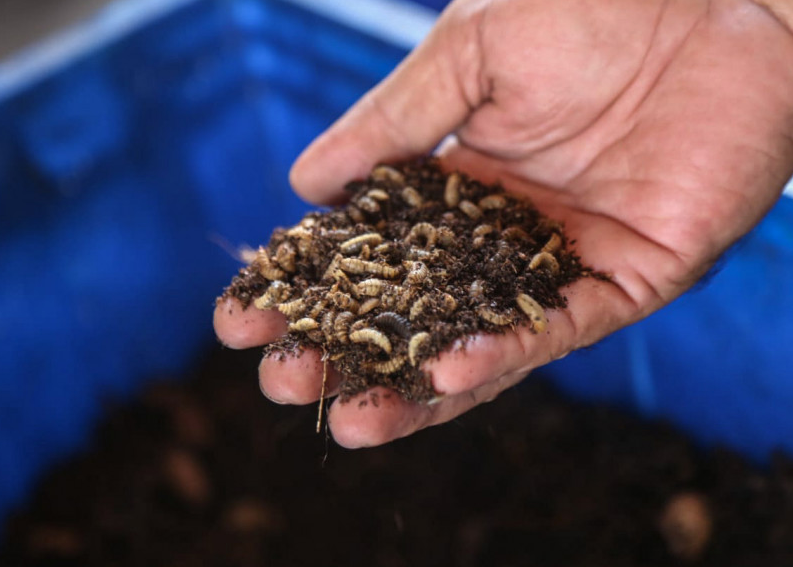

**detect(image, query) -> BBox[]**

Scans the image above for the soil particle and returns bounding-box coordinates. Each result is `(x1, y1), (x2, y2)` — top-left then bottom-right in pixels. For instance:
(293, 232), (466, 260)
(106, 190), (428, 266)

(220, 158), (601, 401)
(2, 347), (793, 566)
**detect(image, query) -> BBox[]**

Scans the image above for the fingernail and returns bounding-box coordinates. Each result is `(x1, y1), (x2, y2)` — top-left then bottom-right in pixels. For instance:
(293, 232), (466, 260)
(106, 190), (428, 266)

(258, 381), (287, 405)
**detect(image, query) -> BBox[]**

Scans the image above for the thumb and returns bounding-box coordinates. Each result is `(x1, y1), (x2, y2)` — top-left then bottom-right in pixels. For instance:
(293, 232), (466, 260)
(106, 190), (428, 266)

(289, 7), (482, 204)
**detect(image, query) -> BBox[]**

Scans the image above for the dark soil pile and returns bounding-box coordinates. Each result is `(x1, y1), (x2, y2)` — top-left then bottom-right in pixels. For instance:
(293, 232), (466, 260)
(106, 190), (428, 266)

(220, 159), (599, 400)
(3, 346), (793, 567)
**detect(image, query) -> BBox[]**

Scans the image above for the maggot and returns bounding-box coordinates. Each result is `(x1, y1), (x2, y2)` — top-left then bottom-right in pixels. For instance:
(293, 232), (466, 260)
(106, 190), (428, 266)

(458, 200), (483, 220)
(322, 228), (355, 241)
(477, 305), (515, 326)
(285, 225), (313, 240)
(406, 222), (438, 248)
(401, 186), (424, 207)
(373, 242), (393, 254)
(349, 328), (393, 354)
(478, 194), (508, 210)
(444, 172), (462, 208)
(365, 355), (407, 375)
(409, 292), (457, 321)
(528, 251), (560, 274)
(339, 233), (383, 255)
(322, 253), (343, 281)
(358, 297), (381, 315)
(394, 285), (418, 313)
(339, 258), (401, 278)
(472, 224), (495, 238)
(355, 278), (391, 297)
(288, 318), (320, 332)
(253, 281), (291, 310)
(356, 196), (380, 214)
(406, 248), (435, 261)
(334, 311), (355, 344)
(440, 292), (458, 313)
(436, 226), (456, 247)
(373, 311), (411, 338)
(472, 224), (495, 248)
(366, 188), (390, 201)
(274, 241), (297, 272)
(541, 233), (562, 254)
(404, 261), (431, 285)
(408, 332), (431, 367)
(329, 291), (359, 313)
(349, 318), (369, 334)
(468, 279), (485, 299)
(371, 164), (405, 185)
(255, 251), (286, 281)
(502, 226), (531, 241)
(347, 205), (365, 223)
(516, 293), (547, 333)
(307, 299), (328, 319)
(276, 298), (306, 318)
(321, 310), (336, 342)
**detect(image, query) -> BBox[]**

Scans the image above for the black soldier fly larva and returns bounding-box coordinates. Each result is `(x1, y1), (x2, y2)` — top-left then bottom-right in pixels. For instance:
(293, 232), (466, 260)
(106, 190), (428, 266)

(220, 158), (598, 402)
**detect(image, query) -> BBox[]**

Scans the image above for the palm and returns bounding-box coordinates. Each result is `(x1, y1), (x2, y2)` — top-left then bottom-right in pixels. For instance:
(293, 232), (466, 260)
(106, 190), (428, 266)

(215, 0), (793, 448)
(444, 0), (793, 338)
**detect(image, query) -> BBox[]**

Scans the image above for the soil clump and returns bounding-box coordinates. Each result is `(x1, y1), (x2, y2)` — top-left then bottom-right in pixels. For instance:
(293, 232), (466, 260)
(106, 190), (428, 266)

(3, 347), (793, 566)
(221, 158), (598, 400)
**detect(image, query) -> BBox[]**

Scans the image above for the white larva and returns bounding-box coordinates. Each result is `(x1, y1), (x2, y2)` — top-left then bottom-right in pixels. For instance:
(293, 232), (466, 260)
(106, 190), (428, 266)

(516, 293), (547, 333)
(541, 233), (562, 254)
(366, 188), (390, 201)
(355, 278), (391, 297)
(478, 194), (507, 210)
(276, 298), (306, 318)
(358, 297), (381, 315)
(339, 258), (401, 278)
(477, 305), (515, 326)
(349, 328), (393, 354)
(401, 186), (424, 207)
(458, 200), (483, 220)
(407, 222), (437, 248)
(528, 251), (560, 274)
(371, 165), (405, 185)
(339, 233), (383, 255)
(408, 332), (431, 367)
(444, 172), (461, 208)
(365, 355), (407, 374)
(288, 318), (319, 332)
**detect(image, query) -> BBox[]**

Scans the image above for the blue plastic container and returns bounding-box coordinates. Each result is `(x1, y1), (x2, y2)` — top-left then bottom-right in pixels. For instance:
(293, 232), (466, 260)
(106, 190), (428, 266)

(1, 0), (792, 532)
(0, 0), (419, 526)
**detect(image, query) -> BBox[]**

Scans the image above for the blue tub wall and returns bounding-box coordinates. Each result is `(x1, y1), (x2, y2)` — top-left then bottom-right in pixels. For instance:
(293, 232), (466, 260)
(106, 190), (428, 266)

(549, 196), (793, 462)
(0, 0), (408, 523)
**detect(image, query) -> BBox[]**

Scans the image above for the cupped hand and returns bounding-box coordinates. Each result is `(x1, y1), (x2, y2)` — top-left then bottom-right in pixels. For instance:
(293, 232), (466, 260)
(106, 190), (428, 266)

(215, 0), (793, 448)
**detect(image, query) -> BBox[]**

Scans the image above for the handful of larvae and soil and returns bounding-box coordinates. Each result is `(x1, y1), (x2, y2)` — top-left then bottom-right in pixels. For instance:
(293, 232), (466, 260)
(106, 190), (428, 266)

(220, 158), (597, 401)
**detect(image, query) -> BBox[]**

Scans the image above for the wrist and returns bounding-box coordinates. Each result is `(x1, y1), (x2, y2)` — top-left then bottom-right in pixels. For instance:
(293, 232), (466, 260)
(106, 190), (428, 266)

(751, 0), (793, 34)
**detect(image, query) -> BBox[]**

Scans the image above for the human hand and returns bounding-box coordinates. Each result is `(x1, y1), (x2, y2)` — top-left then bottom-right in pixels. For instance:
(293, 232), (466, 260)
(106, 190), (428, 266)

(215, 0), (793, 448)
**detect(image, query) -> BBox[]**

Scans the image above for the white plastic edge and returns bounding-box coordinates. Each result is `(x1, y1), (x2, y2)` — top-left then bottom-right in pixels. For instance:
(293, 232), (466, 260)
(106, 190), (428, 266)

(2, 0), (792, 199)
(0, 0), (436, 103)
(0, 0), (200, 102)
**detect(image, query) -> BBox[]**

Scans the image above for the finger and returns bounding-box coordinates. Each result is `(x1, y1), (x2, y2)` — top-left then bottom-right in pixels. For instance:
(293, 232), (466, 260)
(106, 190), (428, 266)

(258, 348), (342, 405)
(289, 9), (481, 204)
(427, 275), (633, 397)
(213, 297), (288, 349)
(327, 387), (433, 449)
(326, 369), (527, 449)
